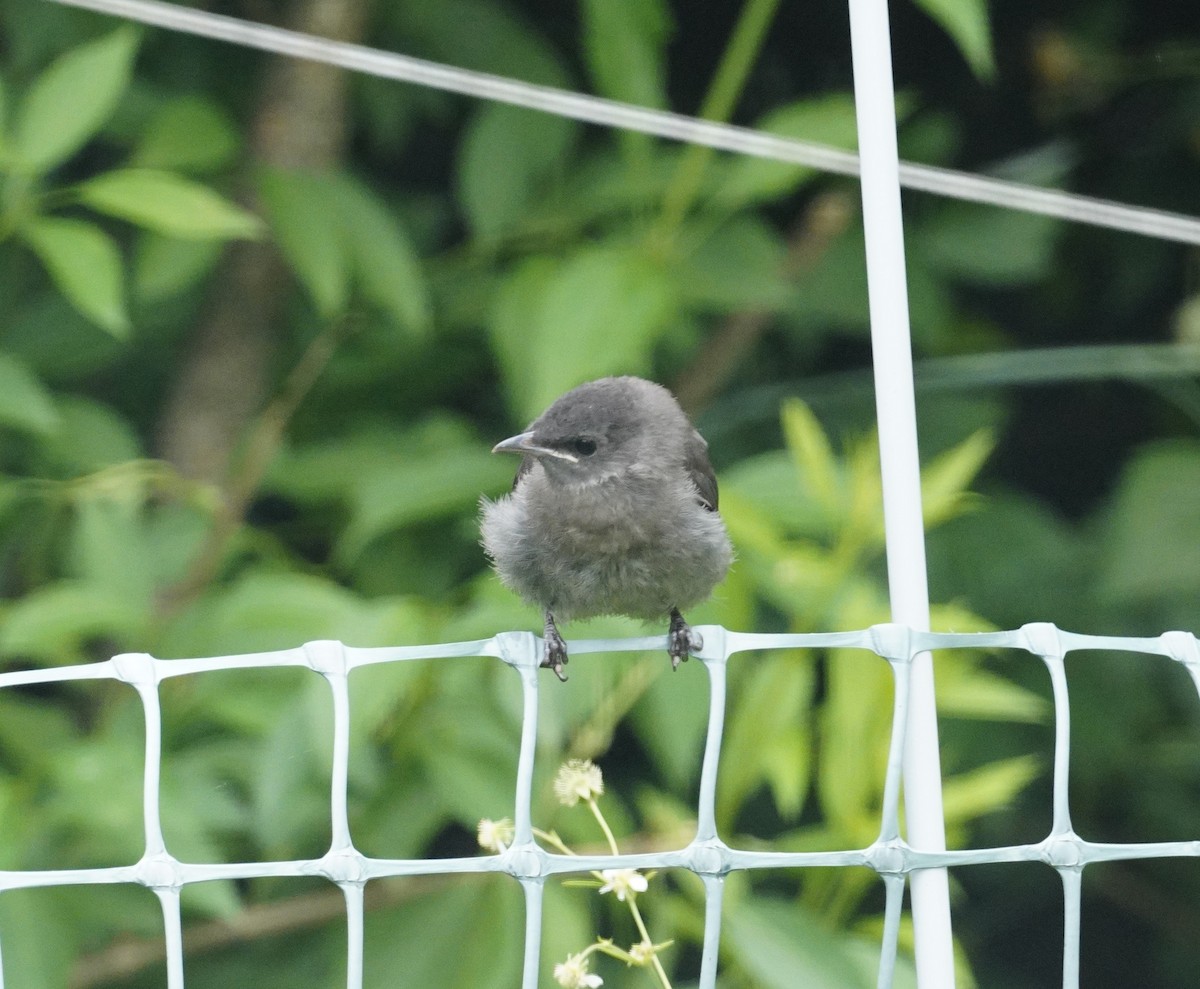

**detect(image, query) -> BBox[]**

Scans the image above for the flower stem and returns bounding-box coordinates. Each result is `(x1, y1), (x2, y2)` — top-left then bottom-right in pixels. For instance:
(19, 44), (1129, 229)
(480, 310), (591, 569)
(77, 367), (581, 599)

(587, 798), (621, 856)
(628, 899), (672, 988)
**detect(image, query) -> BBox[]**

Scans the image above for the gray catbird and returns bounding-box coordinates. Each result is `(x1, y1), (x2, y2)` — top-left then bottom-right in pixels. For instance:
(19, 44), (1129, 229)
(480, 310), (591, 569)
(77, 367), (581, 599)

(481, 376), (733, 680)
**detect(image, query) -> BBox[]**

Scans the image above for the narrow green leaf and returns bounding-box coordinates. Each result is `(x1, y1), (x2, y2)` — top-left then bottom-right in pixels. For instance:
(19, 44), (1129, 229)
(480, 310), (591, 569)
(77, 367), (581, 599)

(719, 653), (815, 827)
(921, 427), (994, 526)
(819, 646), (893, 831)
(21, 217), (129, 337)
(11, 26), (139, 174)
(130, 96), (239, 173)
(913, 0), (996, 80)
(257, 168), (349, 318)
(781, 398), (841, 517)
(0, 353), (60, 435)
(77, 168), (261, 240)
(328, 175), (431, 334)
(941, 756), (1041, 826)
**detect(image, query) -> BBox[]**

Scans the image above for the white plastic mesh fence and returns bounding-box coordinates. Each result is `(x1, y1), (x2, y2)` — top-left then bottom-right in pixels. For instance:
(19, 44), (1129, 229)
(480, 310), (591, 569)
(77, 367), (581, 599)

(2, 624), (1198, 988)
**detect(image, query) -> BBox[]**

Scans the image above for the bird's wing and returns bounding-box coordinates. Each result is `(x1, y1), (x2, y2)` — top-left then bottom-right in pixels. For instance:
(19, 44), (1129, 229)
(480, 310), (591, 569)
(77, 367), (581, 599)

(685, 430), (719, 511)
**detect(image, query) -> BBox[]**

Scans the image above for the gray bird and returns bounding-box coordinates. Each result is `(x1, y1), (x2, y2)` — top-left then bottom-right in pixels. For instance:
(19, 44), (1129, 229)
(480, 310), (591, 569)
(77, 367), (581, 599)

(481, 376), (733, 681)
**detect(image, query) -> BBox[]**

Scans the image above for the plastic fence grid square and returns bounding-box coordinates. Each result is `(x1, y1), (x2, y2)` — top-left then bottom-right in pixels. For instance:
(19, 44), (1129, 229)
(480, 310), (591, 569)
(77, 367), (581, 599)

(1, 624), (1198, 989)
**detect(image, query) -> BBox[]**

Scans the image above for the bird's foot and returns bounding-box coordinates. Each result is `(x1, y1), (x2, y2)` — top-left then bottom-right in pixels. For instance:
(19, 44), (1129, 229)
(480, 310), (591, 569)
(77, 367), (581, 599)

(541, 613), (569, 682)
(668, 608), (702, 670)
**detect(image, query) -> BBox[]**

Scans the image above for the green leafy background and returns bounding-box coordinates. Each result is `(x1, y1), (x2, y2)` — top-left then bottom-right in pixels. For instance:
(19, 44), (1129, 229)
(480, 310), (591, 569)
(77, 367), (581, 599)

(0, 0), (1197, 987)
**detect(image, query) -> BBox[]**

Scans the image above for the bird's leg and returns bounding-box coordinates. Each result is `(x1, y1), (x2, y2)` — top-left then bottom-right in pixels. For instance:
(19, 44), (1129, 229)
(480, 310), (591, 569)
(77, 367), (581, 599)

(542, 612), (569, 681)
(667, 608), (702, 670)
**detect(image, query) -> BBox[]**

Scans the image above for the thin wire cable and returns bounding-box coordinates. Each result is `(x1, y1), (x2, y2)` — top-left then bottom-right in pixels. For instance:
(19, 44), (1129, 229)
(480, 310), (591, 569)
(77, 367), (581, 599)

(49, 0), (1200, 247)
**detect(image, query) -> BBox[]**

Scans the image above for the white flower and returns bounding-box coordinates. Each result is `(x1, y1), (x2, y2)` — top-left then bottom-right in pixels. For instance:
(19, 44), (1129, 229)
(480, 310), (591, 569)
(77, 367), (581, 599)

(553, 759), (604, 807)
(628, 941), (655, 966)
(597, 868), (648, 902)
(476, 817), (514, 853)
(553, 953), (603, 988)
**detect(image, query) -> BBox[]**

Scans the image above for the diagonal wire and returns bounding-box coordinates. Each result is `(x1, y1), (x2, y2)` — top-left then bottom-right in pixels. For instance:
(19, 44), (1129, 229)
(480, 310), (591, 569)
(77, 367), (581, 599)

(46, 0), (1200, 247)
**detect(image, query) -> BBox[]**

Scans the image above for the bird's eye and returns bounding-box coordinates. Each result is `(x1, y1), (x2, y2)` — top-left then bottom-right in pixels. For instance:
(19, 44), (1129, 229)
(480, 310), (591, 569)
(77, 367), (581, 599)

(569, 438), (597, 456)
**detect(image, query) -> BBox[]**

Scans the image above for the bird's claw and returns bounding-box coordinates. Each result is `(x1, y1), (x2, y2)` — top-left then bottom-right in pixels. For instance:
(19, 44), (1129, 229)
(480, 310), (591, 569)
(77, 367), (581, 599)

(542, 614), (569, 681)
(668, 609), (701, 670)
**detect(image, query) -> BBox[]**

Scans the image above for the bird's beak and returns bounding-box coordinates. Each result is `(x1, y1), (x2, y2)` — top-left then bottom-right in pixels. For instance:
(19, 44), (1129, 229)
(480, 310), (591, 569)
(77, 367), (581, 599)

(491, 431), (579, 463)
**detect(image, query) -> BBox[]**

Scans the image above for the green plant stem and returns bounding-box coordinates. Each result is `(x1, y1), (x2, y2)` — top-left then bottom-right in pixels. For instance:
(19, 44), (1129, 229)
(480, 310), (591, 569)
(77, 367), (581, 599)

(652, 0), (782, 246)
(587, 798), (621, 856)
(534, 828), (576, 856)
(587, 799), (672, 987)
(628, 899), (672, 988)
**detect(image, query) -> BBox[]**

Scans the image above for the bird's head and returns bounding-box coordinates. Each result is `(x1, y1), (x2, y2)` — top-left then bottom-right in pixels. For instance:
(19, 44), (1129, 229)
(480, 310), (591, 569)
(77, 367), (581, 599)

(492, 377), (683, 485)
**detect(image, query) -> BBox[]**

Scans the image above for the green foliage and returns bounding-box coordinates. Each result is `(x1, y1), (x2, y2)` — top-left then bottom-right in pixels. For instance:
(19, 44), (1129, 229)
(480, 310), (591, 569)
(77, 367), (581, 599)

(0, 26), (259, 335)
(8, 26), (139, 175)
(19, 217), (130, 336)
(912, 0), (996, 80)
(257, 168), (429, 331)
(0, 2), (1197, 988)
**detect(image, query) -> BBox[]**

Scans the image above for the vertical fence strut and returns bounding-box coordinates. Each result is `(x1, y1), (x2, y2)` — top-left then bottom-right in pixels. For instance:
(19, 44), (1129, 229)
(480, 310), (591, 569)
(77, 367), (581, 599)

(845, 0), (957, 983)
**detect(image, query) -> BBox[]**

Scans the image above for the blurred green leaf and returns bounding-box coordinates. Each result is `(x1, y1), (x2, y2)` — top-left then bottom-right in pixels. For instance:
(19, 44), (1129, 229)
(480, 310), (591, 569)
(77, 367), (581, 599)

(942, 755), (1041, 826)
(719, 652), (815, 827)
(632, 658), (710, 788)
(0, 352), (59, 434)
(166, 572), (425, 657)
(919, 206), (1060, 286)
(723, 896), (881, 987)
(0, 890), (78, 988)
(580, 0), (671, 108)
(1096, 440), (1200, 603)
(10, 25), (138, 174)
(339, 443), (515, 561)
(129, 96), (239, 173)
(258, 168), (350, 318)
(920, 427), (993, 526)
(0, 76), (7, 158)
(133, 231), (224, 302)
(490, 243), (678, 420)
(20, 216), (129, 336)
(457, 103), (576, 240)
(913, 0), (996, 80)
(253, 687), (332, 855)
(393, 0), (569, 86)
(77, 168), (261, 240)
(676, 214), (791, 311)
(819, 647), (892, 834)
(0, 296), (124, 384)
(327, 174), (431, 335)
(39, 397), (139, 472)
(781, 398), (842, 520)
(363, 878), (524, 989)
(716, 93), (859, 206)
(0, 580), (147, 662)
